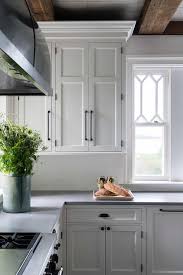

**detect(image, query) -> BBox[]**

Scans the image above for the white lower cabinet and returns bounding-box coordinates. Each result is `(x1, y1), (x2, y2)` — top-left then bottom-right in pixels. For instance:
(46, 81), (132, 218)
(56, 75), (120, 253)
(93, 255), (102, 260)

(66, 205), (183, 275)
(66, 207), (143, 275)
(67, 224), (105, 275)
(147, 207), (183, 275)
(106, 225), (142, 275)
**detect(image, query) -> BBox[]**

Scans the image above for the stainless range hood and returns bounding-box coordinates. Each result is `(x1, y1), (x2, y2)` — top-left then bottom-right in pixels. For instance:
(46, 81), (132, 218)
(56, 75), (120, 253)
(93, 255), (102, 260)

(0, 0), (53, 96)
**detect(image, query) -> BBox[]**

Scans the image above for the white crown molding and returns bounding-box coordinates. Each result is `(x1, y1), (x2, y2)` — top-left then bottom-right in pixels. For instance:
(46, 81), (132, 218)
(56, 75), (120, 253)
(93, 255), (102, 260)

(38, 21), (136, 42)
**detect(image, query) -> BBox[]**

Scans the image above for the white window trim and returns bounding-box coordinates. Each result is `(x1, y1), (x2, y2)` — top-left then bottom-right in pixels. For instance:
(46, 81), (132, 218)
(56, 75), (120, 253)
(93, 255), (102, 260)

(126, 56), (183, 187)
(132, 68), (171, 181)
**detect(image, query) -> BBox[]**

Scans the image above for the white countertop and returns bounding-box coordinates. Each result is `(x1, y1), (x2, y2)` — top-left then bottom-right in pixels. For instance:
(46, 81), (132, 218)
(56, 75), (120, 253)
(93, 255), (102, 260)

(1, 191), (183, 234)
(0, 192), (62, 233)
(0, 191), (183, 275)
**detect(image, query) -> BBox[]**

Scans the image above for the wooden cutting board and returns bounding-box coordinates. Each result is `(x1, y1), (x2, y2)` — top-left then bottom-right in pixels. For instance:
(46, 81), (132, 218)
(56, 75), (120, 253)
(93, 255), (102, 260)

(93, 190), (134, 200)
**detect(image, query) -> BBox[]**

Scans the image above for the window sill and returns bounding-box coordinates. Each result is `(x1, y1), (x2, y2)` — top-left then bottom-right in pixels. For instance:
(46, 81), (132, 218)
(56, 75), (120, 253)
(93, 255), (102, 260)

(125, 181), (183, 192)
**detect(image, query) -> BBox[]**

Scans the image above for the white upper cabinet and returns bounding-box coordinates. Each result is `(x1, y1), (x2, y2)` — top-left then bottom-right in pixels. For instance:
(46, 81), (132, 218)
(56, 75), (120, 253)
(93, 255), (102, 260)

(13, 43), (53, 151)
(55, 42), (122, 152)
(55, 42), (89, 151)
(89, 43), (122, 151)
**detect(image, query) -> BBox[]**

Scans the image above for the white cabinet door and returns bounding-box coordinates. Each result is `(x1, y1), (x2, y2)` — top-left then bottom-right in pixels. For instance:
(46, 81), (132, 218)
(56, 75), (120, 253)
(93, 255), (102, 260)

(67, 224), (105, 275)
(55, 42), (89, 151)
(89, 43), (122, 151)
(147, 207), (183, 275)
(13, 42), (53, 151)
(16, 95), (52, 151)
(106, 225), (142, 275)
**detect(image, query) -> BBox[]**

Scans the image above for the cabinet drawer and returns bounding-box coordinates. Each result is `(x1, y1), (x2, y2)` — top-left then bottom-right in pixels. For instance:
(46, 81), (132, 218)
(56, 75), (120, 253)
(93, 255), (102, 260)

(67, 207), (142, 224)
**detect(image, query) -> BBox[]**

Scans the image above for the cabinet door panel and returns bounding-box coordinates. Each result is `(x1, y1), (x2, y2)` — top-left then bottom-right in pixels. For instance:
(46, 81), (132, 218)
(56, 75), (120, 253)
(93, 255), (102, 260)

(55, 42), (88, 151)
(89, 43), (121, 151)
(18, 96), (52, 149)
(147, 207), (183, 275)
(94, 48), (116, 77)
(62, 48), (84, 77)
(106, 225), (142, 275)
(93, 81), (118, 148)
(67, 224), (105, 275)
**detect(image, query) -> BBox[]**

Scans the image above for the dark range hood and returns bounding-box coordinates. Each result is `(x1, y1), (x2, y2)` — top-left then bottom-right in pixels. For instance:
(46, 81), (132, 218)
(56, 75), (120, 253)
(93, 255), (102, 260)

(0, 0), (53, 96)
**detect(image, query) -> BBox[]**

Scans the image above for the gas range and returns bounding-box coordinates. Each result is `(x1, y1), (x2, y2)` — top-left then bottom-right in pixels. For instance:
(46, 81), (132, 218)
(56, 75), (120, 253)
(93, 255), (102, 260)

(0, 232), (62, 275)
(0, 233), (42, 275)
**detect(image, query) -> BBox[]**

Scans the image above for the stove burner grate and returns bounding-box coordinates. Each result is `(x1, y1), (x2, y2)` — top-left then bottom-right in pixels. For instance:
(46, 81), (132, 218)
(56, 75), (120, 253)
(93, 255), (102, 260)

(0, 233), (40, 249)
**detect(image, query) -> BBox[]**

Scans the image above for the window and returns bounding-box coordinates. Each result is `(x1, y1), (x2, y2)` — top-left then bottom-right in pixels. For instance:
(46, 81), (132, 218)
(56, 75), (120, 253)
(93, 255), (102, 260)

(133, 69), (170, 180)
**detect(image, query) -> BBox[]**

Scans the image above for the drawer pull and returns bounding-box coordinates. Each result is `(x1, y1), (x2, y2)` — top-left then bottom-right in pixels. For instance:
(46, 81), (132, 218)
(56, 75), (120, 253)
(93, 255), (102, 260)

(101, 227), (105, 231)
(99, 213), (110, 218)
(107, 227), (110, 231)
(160, 209), (183, 213)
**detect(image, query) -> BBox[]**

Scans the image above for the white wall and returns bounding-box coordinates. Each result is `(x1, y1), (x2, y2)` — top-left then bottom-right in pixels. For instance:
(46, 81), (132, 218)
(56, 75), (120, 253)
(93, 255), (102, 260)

(32, 154), (125, 190)
(31, 35), (183, 190)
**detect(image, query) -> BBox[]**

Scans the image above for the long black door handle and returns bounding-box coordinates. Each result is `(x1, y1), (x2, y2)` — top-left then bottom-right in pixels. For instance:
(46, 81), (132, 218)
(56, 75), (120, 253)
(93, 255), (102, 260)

(90, 110), (93, 141)
(48, 110), (51, 141)
(85, 110), (88, 141)
(160, 209), (183, 213)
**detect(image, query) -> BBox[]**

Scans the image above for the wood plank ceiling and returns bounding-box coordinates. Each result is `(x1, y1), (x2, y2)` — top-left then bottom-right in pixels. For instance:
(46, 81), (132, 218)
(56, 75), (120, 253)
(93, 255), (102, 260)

(27, 0), (183, 34)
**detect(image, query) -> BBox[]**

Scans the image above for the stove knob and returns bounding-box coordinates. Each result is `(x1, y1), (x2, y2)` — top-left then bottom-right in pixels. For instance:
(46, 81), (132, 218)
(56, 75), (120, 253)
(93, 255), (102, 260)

(45, 260), (56, 273)
(54, 242), (61, 250)
(49, 261), (56, 272)
(50, 253), (58, 263)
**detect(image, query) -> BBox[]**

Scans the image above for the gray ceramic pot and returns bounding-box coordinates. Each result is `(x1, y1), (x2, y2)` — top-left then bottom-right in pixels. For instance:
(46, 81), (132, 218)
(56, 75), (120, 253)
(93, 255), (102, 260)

(2, 175), (31, 213)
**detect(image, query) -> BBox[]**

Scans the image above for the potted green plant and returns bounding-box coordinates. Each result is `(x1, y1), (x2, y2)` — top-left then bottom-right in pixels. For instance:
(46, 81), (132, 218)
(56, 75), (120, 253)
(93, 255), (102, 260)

(0, 118), (46, 213)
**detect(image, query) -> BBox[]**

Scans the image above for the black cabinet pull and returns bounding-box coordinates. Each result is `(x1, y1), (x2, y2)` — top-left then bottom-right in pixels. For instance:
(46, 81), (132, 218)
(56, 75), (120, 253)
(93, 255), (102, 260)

(47, 110), (51, 141)
(90, 110), (93, 141)
(107, 227), (110, 231)
(101, 227), (105, 231)
(99, 213), (110, 218)
(160, 209), (183, 213)
(85, 110), (88, 141)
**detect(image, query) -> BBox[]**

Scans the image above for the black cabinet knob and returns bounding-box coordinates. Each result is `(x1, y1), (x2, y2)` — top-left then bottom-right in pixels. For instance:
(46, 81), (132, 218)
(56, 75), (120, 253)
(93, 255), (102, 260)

(107, 227), (110, 231)
(101, 227), (105, 231)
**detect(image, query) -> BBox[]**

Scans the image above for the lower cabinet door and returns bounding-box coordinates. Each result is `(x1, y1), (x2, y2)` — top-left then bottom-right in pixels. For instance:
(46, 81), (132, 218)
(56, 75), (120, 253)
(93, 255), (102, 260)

(67, 224), (105, 275)
(147, 207), (183, 275)
(106, 225), (142, 275)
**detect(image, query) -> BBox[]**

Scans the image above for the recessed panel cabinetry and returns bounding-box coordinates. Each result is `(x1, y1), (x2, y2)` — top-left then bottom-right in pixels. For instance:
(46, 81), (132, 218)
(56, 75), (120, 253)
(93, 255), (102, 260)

(147, 207), (183, 275)
(55, 42), (122, 152)
(66, 206), (143, 275)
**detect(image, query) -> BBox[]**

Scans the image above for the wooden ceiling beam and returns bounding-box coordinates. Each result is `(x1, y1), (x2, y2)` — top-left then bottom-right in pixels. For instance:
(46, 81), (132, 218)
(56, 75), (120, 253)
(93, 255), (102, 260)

(26, 0), (54, 21)
(136, 0), (182, 34)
